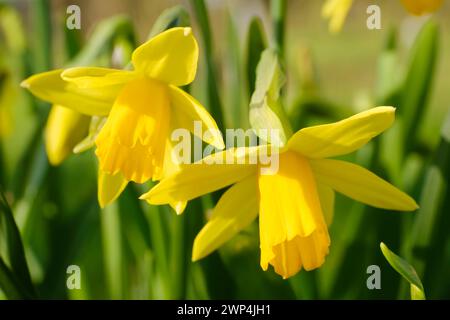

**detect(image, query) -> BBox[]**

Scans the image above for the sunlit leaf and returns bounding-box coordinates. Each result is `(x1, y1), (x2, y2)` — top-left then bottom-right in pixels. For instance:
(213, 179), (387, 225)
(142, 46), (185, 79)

(380, 242), (425, 300)
(249, 48), (292, 146)
(246, 17), (267, 98)
(148, 5), (190, 38)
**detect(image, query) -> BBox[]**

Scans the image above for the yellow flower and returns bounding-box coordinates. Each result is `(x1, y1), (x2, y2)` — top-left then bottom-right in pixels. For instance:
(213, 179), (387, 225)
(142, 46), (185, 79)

(322, 0), (354, 33)
(141, 107), (418, 279)
(400, 0), (444, 15)
(21, 27), (224, 209)
(45, 105), (90, 165)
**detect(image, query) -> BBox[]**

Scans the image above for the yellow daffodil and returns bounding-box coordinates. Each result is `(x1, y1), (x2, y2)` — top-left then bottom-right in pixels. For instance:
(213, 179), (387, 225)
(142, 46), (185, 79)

(141, 107), (418, 279)
(400, 0), (444, 16)
(322, 0), (354, 33)
(45, 105), (90, 165)
(21, 27), (224, 209)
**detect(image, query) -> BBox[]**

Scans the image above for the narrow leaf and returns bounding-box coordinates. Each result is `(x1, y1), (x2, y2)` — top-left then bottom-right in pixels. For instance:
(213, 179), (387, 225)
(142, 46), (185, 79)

(380, 242), (425, 300)
(0, 189), (35, 298)
(148, 5), (190, 38)
(400, 20), (439, 151)
(246, 17), (267, 98)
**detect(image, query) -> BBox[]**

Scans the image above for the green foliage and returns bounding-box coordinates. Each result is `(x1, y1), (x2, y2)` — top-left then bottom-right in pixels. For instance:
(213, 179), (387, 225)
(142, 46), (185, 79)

(380, 242), (425, 300)
(0, 190), (35, 299)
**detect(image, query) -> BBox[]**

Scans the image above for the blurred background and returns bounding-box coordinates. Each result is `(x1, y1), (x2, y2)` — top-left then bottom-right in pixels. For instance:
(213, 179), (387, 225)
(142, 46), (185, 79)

(0, 0), (449, 299)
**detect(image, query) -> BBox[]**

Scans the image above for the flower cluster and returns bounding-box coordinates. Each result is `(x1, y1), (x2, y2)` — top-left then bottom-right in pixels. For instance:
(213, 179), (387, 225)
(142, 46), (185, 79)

(22, 27), (418, 279)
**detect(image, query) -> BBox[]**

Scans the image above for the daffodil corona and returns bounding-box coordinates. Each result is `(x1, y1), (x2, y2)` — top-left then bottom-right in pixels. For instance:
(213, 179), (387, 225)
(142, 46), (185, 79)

(22, 27), (224, 208)
(142, 107), (418, 279)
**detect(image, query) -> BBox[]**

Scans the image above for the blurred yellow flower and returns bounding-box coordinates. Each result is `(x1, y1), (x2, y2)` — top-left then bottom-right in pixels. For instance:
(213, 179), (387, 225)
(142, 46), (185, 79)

(400, 0), (444, 15)
(0, 73), (16, 137)
(322, 0), (353, 33)
(45, 105), (90, 165)
(142, 107), (418, 279)
(22, 27), (224, 209)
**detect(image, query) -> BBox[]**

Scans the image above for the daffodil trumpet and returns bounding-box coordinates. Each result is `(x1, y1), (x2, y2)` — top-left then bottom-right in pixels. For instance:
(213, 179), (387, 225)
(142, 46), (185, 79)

(22, 27), (224, 209)
(142, 107), (418, 279)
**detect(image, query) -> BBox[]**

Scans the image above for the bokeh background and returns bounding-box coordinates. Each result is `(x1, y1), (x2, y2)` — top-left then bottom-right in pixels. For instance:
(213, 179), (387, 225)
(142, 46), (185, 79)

(0, 0), (449, 299)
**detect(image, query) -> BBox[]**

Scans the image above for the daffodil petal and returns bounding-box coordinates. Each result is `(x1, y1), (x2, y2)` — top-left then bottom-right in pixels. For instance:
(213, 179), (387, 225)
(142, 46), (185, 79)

(169, 200), (187, 215)
(140, 147), (259, 205)
(45, 105), (90, 165)
(317, 183), (335, 226)
(322, 0), (354, 33)
(192, 174), (259, 261)
(162, 138), (187, 214)
(311, 159), (419, 211)
(61, 67), (137, 88)
(21, 70), (120, 116)
(98, 170), (128, 208)
(132, 27), (198, 86)
(288, 106), (395, 159)
(259, 151), (330, 278)
(169, 85), (224, 150)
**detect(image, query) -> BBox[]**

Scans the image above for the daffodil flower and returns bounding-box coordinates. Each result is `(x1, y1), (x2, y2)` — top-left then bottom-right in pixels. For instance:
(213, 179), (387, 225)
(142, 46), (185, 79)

(322, 0), (354, 34)
(141, 107), (418, 279)
(21, 27), (224, 209)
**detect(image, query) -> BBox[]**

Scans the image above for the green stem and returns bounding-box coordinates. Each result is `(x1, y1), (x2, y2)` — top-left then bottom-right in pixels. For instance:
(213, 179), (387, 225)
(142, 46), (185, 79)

(31, 0), (52, 72)
(190, 0), (225, 132)
(271, 0), (286, 57)
(145, 204), (171, 298)
(101, 203), (123, 299)
(170, 209), (187, 299)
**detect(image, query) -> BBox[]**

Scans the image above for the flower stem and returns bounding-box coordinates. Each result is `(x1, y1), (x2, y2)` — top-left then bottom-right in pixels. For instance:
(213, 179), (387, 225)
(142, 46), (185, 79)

(190, 0), (226, 133)
(271, 0), (286, 57)
(31, 0), (52, 72)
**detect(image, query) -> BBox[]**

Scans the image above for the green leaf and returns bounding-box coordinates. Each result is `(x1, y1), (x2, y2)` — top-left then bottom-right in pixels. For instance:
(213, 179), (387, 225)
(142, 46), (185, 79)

(400, 19), (439, 151)
(375, 28), (401, 105)
(0, 189), (36, 298)
(31, 0), (51, 72)
(249, 48), (292, 146)
(0, 257), (23, 299)
(148, 5), (190, 38)
(224, 10), (245, 128)
(246, 17), (267, 99)
(101, 202), (124, 299)
(380, 242), (425, 300)
(270, 0), (286, 56)
(406, 110), (450, 280)
(190, 0), (225, 132)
